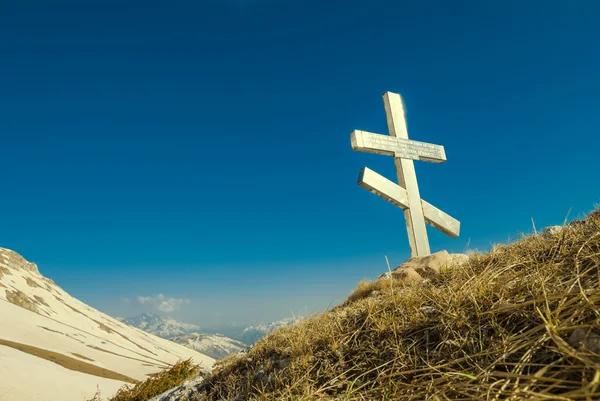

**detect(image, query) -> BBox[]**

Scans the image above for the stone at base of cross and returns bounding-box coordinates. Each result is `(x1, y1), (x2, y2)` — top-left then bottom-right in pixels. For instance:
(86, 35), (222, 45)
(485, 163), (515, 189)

(378, 250), (469, 282)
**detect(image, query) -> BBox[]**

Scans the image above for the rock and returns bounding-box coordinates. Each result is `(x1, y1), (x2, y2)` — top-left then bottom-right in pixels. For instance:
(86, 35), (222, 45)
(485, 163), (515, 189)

(419, 306), (436, 314)
(266, 371), (275, 385)
(0, 247), (41, 275)
(568, 329), (600, 354)
(492, 302), (517, 311)
(379, 250), (469, 282)
(541, 225), (564, 237)
(390, 266), (422, 282)
(274, 357), (290, 370)
(254, 368), (265, 380)
(148, 373), (207, 401)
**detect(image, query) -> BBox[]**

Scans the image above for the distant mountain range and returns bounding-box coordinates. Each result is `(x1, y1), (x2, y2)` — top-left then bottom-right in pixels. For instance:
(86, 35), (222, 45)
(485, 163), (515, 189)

(117, 313), (201, 339)
(237, 317), (300, 345)
(118, 313), (303, 359)
(118, 313), (246, 359)
(168, 332), (248, 360)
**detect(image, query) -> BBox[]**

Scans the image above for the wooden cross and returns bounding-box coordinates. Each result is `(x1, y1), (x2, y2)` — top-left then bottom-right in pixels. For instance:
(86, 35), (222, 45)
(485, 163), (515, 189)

(350, 92), (460, 257)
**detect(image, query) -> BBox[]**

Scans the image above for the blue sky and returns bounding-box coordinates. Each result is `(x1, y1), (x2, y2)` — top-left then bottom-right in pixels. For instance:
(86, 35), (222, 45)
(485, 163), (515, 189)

(1, 0), (599, 328)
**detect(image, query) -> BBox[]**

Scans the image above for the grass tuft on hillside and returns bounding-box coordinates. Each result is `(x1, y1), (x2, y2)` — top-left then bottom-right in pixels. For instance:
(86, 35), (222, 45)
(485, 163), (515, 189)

(98, 206), (600, 400)
(87, 359), (199, 401)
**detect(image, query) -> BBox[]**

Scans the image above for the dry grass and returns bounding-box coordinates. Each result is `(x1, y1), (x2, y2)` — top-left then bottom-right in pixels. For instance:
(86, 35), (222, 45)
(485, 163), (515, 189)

(72, 352), (96, 362)
(0, 339), (137, 384)
(94, 206), (600, 400)
(192, 207), (600, 400)
(86, 359), (200, 401)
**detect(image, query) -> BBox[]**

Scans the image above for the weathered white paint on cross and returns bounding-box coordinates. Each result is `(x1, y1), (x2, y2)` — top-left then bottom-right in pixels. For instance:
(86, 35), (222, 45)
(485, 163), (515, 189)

(350, 92), (460, 257)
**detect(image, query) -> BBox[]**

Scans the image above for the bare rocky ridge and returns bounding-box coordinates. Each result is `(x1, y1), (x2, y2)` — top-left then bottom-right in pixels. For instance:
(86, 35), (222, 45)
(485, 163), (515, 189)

(0, 247), (41, 275)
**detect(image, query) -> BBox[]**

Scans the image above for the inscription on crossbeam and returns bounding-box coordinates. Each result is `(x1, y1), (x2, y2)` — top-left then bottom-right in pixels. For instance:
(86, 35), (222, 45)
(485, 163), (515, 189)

(351, 130), (446, 163)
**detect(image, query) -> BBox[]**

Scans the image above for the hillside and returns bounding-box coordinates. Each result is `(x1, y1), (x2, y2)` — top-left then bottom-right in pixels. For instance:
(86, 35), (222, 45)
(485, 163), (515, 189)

(124, 206), (600, 401)
(0, 247), (215, 401)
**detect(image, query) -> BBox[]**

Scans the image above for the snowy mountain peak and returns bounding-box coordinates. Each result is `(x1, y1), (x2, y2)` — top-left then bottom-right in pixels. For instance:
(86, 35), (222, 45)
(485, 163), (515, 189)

(120, 313), (248, 359)
(168, 332), (248, 360)
(118, 313), (201, 338)
(238, 317), (302, 345)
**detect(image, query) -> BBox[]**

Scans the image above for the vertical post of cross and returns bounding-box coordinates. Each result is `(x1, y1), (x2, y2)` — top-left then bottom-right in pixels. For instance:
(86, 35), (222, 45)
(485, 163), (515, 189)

(383, 92), (431, 256)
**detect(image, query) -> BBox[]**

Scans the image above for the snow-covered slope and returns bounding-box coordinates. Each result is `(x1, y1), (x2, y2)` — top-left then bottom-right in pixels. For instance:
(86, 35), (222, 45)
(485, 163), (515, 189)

(0, 247), (215, 401)
(118, 313), (201, 338)
(168, 332), (247, 360)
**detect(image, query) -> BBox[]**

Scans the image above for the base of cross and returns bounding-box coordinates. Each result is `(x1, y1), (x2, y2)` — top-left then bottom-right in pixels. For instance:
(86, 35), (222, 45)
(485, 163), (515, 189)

(378, 250), (469, 283)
